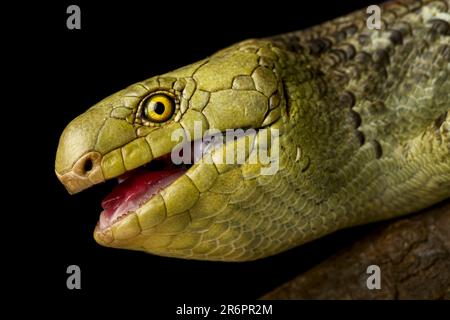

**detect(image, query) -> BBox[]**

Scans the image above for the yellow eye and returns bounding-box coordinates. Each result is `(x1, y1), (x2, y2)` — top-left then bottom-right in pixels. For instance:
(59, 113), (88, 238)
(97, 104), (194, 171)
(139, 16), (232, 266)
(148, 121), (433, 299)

(142, 94), (175, 123)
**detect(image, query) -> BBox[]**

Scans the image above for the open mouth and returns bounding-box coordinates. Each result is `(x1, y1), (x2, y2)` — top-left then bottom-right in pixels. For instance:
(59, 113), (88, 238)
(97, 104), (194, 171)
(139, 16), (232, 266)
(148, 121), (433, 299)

(98, 155), (188, 230)
(97, 134), (227, 230)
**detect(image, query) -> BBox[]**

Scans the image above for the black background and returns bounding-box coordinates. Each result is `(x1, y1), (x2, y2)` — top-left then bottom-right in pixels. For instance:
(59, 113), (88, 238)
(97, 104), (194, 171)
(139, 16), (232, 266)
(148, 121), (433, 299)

(12, 0), (407, 305)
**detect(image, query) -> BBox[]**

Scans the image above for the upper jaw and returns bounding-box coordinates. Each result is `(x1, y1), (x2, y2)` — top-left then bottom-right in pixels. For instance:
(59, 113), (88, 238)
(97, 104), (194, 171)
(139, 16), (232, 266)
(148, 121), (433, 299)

(57, 128), (256, 194)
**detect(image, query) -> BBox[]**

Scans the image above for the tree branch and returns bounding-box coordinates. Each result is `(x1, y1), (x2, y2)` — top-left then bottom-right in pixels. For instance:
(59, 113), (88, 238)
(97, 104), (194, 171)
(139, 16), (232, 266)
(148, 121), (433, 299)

(262, 200), (450, 299)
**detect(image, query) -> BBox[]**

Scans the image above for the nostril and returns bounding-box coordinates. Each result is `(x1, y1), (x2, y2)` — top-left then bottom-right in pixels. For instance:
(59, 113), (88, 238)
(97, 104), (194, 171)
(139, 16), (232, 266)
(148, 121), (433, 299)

(83, 158), (93, 173)
(69, 151), (103, 181)
(73, 152), (102, 176)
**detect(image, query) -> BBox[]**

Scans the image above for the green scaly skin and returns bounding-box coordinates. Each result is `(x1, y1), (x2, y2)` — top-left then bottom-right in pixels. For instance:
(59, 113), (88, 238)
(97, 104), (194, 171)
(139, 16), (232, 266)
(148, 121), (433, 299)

(55, 0), (450, 261)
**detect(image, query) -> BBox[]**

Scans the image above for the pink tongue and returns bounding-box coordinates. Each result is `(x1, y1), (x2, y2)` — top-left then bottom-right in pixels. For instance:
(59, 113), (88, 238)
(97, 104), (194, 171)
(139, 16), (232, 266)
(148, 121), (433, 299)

(101, 167), (184, 219)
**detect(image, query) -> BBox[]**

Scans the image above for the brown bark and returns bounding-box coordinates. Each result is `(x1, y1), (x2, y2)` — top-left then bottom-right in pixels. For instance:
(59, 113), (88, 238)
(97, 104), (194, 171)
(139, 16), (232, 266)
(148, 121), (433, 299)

(262, 199), (450, 300)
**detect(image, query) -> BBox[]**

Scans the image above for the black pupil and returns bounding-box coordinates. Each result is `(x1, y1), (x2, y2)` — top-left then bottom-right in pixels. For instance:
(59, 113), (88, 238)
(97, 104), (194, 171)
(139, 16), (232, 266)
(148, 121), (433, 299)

(153, 101), (165, 115)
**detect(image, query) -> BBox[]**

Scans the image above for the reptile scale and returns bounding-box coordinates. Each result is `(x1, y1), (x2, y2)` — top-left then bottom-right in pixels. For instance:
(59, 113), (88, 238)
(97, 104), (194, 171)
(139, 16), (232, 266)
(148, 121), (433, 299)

(55, 0), (450, 261)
